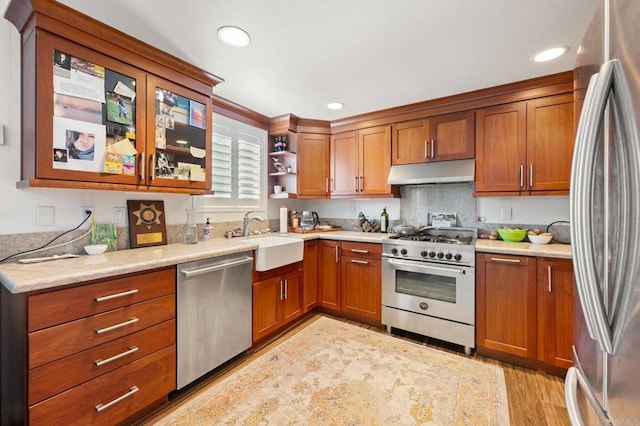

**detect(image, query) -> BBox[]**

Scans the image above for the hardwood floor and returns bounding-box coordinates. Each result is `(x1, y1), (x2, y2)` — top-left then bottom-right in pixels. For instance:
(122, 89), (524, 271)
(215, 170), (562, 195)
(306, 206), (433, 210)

(137, 313), (570, 425)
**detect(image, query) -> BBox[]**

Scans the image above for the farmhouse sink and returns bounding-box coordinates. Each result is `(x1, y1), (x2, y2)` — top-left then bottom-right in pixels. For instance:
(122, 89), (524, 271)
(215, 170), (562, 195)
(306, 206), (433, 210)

(234, 236), (303, 271)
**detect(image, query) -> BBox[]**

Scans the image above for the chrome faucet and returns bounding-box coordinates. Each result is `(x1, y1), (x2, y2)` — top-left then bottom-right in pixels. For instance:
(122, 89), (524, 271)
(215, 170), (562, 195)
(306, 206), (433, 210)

(243, 211), (266, 236)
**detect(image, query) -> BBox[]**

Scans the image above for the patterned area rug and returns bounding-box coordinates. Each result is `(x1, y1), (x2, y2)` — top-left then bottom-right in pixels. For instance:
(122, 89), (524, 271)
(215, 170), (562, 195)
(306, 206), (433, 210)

(154, 317), (509, 425)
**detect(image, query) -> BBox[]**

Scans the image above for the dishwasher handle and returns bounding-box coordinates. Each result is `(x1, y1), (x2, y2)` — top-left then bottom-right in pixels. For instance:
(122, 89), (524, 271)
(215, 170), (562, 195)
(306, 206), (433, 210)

(180, 256), (253, 278)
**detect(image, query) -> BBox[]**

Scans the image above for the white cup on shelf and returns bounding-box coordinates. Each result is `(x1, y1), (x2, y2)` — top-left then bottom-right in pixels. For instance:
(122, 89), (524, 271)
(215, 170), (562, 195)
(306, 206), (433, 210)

(274, 185), (283, 194)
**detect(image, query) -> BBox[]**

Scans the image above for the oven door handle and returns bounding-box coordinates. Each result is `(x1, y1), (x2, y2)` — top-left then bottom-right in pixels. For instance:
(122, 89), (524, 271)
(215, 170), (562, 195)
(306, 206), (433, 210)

(387, 258), (467, 275)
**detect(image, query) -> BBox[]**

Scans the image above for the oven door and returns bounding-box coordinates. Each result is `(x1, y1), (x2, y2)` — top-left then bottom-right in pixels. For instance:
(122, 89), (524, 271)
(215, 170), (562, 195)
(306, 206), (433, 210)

(382, 257), (475, 325)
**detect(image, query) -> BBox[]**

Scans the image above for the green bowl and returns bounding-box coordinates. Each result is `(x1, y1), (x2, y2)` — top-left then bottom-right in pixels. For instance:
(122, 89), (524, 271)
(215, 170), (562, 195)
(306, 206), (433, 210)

(497, 228), (528, 242)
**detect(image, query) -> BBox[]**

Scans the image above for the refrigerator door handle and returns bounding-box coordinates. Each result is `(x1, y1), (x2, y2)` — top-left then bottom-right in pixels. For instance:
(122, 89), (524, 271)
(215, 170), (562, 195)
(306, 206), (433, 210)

(607, 60), (640, 353)
(570, 70), (609, 349)
(572, 59), (640, 355)
(565, 367), (612, 426)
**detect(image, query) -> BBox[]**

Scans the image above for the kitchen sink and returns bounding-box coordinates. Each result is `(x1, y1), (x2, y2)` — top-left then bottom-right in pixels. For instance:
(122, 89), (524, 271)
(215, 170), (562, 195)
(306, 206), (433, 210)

(233, 236), (303, 271)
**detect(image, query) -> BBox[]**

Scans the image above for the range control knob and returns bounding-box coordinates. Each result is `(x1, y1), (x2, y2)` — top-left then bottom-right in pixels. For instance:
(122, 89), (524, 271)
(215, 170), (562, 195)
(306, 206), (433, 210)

(420, 251), (428, 258)
(437, 252), (444, 259)
(454, 253), (462, 261)
(391, 248), (398, 255)
(445, 252), (453, 260)
(428, 251), (436, 258)
(400, 248), (408, 255)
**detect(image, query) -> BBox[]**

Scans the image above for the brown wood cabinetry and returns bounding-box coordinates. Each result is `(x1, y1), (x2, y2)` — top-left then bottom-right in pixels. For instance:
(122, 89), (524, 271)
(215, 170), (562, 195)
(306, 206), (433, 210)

(297, 133), (330, 197)
(476, 253), (538, 359)
(475, 94), (574, 196)
(391, 111), (474, 165)
(330, 125), (393, 197)
(6, 0), (219, 194)
(476, 253), (574, 372)
(252, 263), (303, 343)
(318, 240), (342, 310)
(537, 258), (574, 369)
(302, 240), (319, 312)
(1, 267), (177, 425)
(318, 240), (382, 324)
(340, 242), (382, 322)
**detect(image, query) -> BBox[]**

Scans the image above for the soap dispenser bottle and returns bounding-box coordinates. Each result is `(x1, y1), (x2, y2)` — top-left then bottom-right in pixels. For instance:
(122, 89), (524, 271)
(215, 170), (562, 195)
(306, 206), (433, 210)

(203, 217), (212, 239)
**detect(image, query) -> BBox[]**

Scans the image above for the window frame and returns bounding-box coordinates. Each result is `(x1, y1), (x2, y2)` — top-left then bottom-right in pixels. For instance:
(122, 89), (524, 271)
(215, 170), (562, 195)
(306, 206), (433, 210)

(197, 114), (267, 213)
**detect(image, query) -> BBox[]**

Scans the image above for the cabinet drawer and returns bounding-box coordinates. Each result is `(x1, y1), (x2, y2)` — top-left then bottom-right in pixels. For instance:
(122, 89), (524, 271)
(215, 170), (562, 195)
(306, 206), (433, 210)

(29, 294), (175, 368)
(341, 241), (381, 260)
(29, 345), (175, 426)
(29, 320), (175, 405)
(28, 267), (175, 331)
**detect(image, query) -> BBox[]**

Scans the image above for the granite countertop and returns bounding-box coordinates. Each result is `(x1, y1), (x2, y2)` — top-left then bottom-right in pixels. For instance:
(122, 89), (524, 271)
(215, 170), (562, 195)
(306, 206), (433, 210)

(1, 231), (572, 294)
(475, 240), (572, 259)
(0, 231), (386, 294)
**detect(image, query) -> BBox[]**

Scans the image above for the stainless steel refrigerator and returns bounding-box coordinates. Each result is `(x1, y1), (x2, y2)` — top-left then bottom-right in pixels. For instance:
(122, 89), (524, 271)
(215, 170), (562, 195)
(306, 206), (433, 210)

(566, 0), (640, 424)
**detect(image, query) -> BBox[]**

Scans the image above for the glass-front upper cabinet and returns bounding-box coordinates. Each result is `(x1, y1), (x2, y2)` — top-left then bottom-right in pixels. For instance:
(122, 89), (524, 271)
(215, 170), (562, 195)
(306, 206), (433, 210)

(34, 32), (146, 187)
(146, 76), (212, 191)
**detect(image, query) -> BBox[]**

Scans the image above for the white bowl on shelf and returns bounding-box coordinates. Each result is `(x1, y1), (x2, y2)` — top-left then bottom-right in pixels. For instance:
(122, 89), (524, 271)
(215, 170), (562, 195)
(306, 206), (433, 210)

(528, 234), (553, 244)
(84, 244), (108, 255)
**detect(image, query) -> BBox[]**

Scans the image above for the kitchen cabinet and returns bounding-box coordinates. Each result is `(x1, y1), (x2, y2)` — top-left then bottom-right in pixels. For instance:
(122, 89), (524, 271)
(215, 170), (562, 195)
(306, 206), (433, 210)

(476, 253), (538, 359)
(340, 242), (382, 322)
(318, 240), (382, 324)
(252, 263), (303, 343)
(537, 258), (574, 369)
(318, 240), (342, 310)
(302, 240), (319, 312)
(6, 0), (219, 194)
(475, 94), (574, 195)
(330, 125), (393, 197)
(476, 253), (574, 372)
(1, 267), (176, 425)
(297, 133), (330, 197)
(391, 111), (475, 165)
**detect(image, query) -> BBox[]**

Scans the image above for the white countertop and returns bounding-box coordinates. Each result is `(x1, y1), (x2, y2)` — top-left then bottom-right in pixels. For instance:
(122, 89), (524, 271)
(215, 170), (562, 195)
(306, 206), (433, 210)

(0, 231), (386, 294)
(475, 240), (572, 259)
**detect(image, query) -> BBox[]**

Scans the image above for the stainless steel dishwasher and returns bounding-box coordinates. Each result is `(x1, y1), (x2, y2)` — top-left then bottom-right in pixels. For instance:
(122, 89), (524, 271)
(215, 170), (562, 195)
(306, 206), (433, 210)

(177, 251), (253, 389)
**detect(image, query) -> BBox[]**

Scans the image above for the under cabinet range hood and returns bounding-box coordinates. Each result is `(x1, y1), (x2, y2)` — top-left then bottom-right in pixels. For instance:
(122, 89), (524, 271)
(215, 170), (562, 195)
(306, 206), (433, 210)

(387, 159), (475, 185)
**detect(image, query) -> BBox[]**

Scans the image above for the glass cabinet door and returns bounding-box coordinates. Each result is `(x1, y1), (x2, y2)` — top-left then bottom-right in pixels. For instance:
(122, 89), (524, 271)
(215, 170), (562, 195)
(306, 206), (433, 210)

(37, 32), (146, 186)
(146, 75), (212, 191)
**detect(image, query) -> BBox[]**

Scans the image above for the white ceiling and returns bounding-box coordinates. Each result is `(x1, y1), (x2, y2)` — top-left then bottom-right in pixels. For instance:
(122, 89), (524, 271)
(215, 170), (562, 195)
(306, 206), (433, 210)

(54, 0), (599, 121)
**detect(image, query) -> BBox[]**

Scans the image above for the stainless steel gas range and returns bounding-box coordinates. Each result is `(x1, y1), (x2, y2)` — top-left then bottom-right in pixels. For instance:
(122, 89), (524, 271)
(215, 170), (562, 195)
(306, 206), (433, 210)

(381, 227), (477, 355)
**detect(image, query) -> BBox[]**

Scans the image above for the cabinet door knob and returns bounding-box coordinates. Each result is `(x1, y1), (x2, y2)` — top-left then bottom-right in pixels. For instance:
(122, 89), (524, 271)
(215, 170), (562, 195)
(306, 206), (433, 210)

(547, 265), (552, 292)
(431, 139), (435, 159)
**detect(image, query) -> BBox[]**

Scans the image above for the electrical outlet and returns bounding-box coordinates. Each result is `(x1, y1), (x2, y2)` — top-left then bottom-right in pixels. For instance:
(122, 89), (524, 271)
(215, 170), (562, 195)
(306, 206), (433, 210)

(501, 207), (512, 220)
(80, 206), (95, 226)
(36, 206), (55, 226)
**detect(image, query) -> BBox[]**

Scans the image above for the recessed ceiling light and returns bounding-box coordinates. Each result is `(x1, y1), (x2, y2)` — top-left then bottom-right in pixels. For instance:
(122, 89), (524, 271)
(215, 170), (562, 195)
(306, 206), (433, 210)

(533, 46), (569, 62)
(327, 102), (344, 110)
(217, 26), (251, 47)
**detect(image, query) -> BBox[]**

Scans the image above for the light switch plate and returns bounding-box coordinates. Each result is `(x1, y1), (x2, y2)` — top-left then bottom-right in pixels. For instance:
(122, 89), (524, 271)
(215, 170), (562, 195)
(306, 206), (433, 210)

(114, 207), (126, 224)
(501, 207), (512, 220)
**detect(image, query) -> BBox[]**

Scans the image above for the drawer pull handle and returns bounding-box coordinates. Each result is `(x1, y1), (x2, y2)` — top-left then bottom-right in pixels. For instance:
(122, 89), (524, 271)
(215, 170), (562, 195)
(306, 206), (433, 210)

(95, 386), (139, 412)
(350, 249), (369, 254)
(94, 346), (139, 367)
(95, 289), (139, 303)
(95, 317), (139, 335)
(490, 257), (521, 264)
(351, 259), (369, 265)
